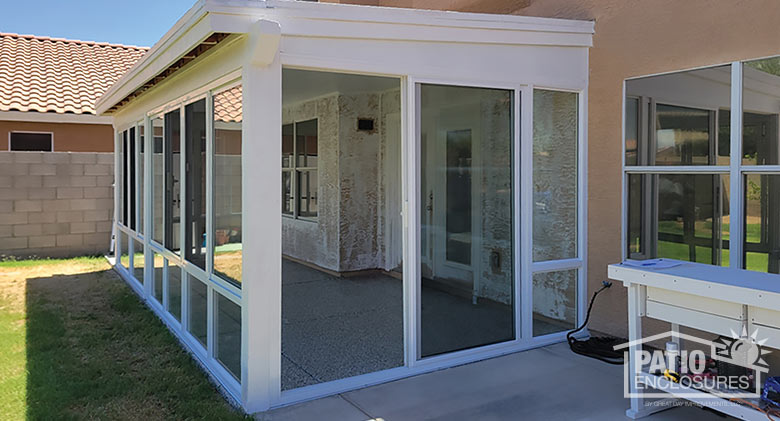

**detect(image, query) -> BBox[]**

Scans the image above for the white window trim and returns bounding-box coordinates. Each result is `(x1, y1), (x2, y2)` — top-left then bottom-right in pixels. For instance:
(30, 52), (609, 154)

(282, 118), (319, 220)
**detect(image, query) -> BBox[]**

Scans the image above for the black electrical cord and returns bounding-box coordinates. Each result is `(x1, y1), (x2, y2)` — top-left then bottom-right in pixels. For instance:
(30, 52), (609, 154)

(567, 280), (626, 365)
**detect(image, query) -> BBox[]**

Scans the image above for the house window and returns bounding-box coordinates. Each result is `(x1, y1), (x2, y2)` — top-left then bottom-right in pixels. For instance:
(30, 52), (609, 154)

(9, 132), (53, 151)
(282, 119), (318, 219)
(626, 59), (780, 275)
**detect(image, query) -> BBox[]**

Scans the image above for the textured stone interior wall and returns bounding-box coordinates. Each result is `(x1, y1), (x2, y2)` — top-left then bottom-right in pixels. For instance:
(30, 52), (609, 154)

(0, 151), (114, 258)
(477, 95), (514, 305)
(282, 88), (404, 273)
(282, 94), (341, 270)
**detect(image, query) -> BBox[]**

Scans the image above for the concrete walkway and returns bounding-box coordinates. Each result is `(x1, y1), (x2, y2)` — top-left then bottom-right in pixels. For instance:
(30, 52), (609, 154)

(259, 342), (727, 421)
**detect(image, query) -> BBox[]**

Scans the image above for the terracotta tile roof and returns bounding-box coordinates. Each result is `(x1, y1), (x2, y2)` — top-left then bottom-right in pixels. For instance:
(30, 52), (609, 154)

(0, 33), (147, 115)
(214, 85), (243, 123)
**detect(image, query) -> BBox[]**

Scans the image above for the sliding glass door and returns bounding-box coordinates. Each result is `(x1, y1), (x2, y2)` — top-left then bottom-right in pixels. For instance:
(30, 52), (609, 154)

(419, 84), (515, 357)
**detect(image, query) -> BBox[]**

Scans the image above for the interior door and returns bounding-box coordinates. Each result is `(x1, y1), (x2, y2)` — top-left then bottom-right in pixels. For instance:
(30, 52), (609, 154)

(422, 103), (480, 291)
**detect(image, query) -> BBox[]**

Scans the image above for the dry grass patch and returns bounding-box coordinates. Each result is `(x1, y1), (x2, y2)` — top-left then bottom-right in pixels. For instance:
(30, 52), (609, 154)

(0, 256), (248, 420)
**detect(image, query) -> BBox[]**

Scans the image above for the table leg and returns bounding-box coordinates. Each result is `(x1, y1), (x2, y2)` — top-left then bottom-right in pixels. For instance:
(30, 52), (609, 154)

(627, 283), (644, 418)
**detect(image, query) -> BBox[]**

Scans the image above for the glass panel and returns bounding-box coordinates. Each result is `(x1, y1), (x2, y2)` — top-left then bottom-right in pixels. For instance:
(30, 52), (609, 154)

(419, 83), (514, 358)
(164, 110), (181, 254)
(625, 65), (731, 166)
(533, 89), (578, 261)
(139, 123), (144, 233)
(152, 117), (164, 244)
(153, 252), (164, 303)
(282, 123), (293, 168)
(213, 85), (243, 286)
(188, 277), (208, 346)
(129, 127), (136, 231)
(281, 68), (403, 389)
(627, 172), (644, 258)
(296, 170), (318, 218)
(625, 97), (639, 166)
(445, 129), (472, 266)
(744, 174), (780, 274)
(282, 171), (293, 216)
(168, 261), (182, 321)
(119, 231), (129, 269)
(185, 99), (207, 270)
(655, 104), (711, 166)
(742, 58), (780, 165)
(628, 173), (729, 266)
(215, 293), (241, 380)
(533, 269), (577, 336)
(133, 239), (144, 282)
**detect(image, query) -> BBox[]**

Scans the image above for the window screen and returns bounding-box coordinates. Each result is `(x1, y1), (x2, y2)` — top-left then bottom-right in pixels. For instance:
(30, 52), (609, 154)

(10, 132), (52, 151)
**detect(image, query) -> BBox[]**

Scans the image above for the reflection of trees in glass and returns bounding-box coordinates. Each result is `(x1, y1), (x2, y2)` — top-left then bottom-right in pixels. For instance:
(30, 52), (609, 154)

(747, 179), (762, 201)
(746, 58), (780, 77)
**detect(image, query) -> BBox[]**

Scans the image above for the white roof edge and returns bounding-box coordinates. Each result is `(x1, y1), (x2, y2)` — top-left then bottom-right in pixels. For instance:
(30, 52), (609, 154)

(97, 0), (593, 115)
(259, 0), (594, 33)
(96, 0), (210, 115)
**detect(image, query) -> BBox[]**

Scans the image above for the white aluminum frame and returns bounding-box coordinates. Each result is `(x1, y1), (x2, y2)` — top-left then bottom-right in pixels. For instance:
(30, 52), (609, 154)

(621, 60), (780, 272)
(103, 0), (593, 414)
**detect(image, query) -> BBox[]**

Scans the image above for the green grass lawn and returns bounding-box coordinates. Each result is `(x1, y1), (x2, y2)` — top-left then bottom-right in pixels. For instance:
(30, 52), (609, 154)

(0, 257), (248, 420)
(655, 220), (769, 271)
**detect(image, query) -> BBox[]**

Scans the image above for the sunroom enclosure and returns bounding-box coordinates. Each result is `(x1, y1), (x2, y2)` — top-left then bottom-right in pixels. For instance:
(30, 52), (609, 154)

(100, 0), (592, 413)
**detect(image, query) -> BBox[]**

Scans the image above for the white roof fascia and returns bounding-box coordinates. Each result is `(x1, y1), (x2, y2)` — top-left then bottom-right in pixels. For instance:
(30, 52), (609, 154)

(97, 0), (594, 115)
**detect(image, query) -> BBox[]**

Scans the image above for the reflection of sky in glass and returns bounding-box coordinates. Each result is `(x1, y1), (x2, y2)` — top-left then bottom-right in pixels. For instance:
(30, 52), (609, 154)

(656, 129), (675, 149)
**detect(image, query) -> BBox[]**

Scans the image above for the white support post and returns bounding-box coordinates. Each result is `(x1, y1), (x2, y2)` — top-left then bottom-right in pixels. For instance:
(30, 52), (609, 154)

(241, 19), (282, 413)
(626, 283), (645, 418)
(113, 129), (121, 259)
(729, 62), (743, 270)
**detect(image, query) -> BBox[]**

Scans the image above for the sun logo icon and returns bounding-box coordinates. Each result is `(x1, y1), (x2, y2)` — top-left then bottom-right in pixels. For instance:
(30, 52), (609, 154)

(713, 328), (771, 370)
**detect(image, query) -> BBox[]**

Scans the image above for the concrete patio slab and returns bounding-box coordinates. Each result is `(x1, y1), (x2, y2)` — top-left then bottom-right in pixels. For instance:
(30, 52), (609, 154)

(260, 342), (727, 420)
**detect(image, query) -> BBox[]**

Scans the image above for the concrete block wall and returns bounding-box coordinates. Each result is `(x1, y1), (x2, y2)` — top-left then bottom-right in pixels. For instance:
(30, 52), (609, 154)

(0, 151), (114, 259)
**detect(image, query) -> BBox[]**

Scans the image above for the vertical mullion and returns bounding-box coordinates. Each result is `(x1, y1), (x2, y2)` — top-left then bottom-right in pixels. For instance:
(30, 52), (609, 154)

(144, 117), (153, 299)
(512, 87), (522, 342)
(577, 87), (588, 327)
(180, 105), (188, 332)
(729, 62), (744, 269)
(206, 92), (215, 276)
(136, 125), (142, 237)
(405, 79), (420, 365)
(206, 92), (215, 357)
(520, 85), (533, 340)
(399, 76), (411, 368)
(621, 83), (628, 262)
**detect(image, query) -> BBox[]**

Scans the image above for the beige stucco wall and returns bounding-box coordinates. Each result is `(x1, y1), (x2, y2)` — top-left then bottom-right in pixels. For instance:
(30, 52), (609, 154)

(0, 120), (113, 152)
(325, 0), (780, 337)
